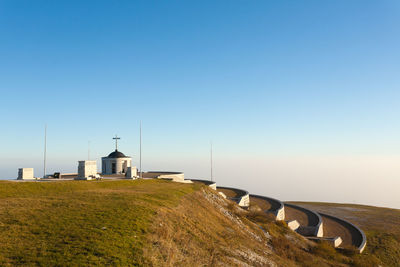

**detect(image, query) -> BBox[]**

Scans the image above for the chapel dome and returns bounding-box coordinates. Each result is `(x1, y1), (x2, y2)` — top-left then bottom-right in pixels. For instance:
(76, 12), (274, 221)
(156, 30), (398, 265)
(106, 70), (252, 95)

(107, 150), (127, 158)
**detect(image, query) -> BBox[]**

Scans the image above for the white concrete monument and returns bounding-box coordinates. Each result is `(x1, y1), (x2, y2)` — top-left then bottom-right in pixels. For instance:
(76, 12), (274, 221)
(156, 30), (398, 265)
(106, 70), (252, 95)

(76, 160), (97, 180)
(17, 168), (34, 180)
(125, 166), (137, 179)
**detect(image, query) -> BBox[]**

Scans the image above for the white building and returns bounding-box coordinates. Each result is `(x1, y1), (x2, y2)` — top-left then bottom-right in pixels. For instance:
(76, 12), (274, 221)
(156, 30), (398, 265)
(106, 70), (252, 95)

(101, 135), (133, 175)
(102, 150), (132, 175)
(76, 161), (97, 180)
(17, 168), (34, 180)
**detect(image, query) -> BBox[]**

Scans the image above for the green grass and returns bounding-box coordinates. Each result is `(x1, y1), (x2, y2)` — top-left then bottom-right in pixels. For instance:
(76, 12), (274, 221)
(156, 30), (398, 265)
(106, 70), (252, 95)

(1, 180), (398, 266)
(0, 180), (199, 266)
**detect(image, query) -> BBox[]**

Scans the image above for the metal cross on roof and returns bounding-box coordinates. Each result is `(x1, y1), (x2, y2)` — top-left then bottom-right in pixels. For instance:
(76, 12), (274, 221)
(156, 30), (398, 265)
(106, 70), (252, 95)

(113, 135), (121, 150)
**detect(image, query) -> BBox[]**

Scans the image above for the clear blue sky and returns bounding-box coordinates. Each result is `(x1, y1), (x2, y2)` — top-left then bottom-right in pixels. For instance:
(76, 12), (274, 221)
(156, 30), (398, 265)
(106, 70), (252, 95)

(1, 1), (399, 208)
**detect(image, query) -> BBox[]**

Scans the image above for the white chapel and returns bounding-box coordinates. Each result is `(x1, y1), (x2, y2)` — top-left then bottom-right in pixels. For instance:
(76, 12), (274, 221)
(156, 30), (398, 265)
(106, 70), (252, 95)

(101, 136), (132, 175)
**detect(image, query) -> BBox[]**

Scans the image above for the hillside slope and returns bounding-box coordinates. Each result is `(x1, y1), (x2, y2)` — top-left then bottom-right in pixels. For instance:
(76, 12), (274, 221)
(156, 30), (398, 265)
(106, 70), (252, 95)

(0, 179), (394, 266)
(290, 202), (400, 267)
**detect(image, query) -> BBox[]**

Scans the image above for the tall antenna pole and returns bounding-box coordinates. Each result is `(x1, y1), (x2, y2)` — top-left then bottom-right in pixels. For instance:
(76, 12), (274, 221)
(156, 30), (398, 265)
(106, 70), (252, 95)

(88, 141), (90, 160)
(140, 121), (142, 179)
(210, 141), (213, 182)
(43, 124), (47, 178)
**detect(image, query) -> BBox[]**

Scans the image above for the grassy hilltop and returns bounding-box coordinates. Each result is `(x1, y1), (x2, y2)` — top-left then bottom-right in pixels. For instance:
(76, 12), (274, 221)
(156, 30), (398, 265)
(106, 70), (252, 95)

(0, 179), (398, 266)
(0, 180), (197, 266)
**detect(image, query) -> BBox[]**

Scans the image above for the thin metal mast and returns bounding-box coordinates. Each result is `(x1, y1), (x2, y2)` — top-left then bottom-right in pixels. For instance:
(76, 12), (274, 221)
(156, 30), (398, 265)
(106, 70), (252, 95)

(88, 141), (90, 160)
(140, 121), (142, 179)
(210, 141), (213, 182)
(43, 124), (47, 178)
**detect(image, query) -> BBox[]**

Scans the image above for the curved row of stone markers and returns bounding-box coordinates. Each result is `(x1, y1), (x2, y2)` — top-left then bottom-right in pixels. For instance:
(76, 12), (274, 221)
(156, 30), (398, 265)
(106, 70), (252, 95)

(284, 203), (324, 237)
(190, 179), (366, 253)
(249, 194), (285, 221)
(318, 212), (367, 253)
(216, 186), (250, 207)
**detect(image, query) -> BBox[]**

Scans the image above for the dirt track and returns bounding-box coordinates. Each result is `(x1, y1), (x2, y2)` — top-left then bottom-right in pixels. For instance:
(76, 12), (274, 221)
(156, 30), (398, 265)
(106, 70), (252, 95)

(250, 196), (273, 211)
(290, 203), (363, 248)
(319, 214), (354, 247)
(284, 204), (310, 226)
(217, 188), (239, 198)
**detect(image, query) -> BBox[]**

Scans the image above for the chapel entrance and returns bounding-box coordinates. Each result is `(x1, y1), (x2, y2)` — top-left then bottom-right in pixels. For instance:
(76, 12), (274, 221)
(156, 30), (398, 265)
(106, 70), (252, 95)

(112, 163), (116, 174)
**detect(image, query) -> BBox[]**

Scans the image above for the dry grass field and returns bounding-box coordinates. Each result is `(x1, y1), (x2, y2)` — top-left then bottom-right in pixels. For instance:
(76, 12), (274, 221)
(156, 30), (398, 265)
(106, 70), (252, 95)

(216, 188), (238, 198)
(0, 179), (197, 266)
(0, 179), (397, 266)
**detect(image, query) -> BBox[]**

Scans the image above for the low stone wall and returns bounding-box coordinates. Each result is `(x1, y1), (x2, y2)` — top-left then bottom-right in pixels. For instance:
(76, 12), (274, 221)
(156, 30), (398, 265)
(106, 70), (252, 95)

(142, 171), (185, 182)
(318, 212), (367, 253)
(249, 194), (285, 221)
(190, 179), (217, 190)
(217, 186), (250, 208)
(141, 171), (182, 178)
(158, 173), (184, 180)
(284, 203), (323, 237)
(61, 173), (78, 176)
